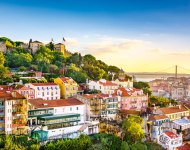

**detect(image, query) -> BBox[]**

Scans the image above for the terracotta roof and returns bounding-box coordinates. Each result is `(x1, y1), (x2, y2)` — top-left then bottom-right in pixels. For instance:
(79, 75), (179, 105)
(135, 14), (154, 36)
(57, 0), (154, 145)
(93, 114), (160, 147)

(164, 131), (180, 139)
(148, 115), (169, 121)
(0, 91), (25, 100)
(99, 81), (118, 86)
(121, 109), (140, 115)
(159, 105), (188, 114)
(28, 98), (84, 108)
(177, 143), (190, 150)
(31, 83), (58, 86)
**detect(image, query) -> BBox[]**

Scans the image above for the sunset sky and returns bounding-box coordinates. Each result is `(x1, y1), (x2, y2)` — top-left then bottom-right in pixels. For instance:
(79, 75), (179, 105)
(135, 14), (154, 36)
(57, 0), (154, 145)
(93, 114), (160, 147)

(1, 0), (190, 73)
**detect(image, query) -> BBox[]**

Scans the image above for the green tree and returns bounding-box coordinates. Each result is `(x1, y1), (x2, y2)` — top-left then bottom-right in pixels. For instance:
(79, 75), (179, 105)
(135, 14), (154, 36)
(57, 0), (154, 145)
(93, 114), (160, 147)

(5, 50), (32, 68)
(121, 141), (130, 150)
(130, 142), (147, 150)
(122, 115), (144, 143)
(0, 52), (5, 65)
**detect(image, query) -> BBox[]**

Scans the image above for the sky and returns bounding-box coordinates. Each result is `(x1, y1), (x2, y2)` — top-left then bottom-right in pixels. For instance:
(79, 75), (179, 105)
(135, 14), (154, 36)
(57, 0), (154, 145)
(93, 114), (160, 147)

(1, 0), (190, 73)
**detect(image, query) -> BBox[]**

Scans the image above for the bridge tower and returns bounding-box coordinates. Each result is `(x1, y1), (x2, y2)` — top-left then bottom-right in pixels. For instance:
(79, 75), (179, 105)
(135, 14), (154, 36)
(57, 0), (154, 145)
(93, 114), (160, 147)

(175, 65), (177, 79)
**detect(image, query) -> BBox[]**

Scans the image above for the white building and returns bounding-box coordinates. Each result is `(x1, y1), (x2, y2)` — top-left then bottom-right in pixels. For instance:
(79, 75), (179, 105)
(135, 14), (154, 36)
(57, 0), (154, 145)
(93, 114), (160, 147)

(25, 83), (60, 100)
(158, 131), (182, 150)
(88, 79), (119, 94)
(28, 98), (99, 140)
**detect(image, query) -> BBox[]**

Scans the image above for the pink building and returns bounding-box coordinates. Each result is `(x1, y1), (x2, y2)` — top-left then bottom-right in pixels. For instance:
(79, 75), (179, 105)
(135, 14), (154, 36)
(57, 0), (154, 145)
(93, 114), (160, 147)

(15, 86), (35, 99)
(113, 87), (148, 111)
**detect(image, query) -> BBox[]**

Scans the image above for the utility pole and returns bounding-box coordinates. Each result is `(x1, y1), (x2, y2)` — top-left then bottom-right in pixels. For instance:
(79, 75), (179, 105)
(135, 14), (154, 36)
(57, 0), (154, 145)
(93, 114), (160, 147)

(175, 65), (177, 79)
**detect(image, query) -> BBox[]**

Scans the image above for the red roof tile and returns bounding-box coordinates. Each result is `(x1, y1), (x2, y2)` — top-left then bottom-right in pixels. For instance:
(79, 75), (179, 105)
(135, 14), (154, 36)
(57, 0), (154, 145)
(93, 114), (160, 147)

(164, 131), (180, 139)
(28, 98), (84, 108)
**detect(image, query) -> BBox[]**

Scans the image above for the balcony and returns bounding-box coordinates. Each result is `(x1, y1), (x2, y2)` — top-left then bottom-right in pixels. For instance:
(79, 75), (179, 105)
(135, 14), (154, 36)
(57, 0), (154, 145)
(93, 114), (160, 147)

(28, 108), (54, 118)
(38, 113), (81, 126)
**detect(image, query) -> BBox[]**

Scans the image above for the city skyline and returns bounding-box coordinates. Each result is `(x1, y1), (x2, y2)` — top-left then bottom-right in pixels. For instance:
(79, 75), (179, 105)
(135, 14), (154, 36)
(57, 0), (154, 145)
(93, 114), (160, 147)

(1, 0), (190, 73)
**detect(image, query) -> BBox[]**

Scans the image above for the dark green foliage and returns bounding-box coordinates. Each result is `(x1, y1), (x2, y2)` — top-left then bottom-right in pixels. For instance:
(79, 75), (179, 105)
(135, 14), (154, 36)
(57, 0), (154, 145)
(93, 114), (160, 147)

(43, 134), (92, 150)
(133, 81), (152, 96)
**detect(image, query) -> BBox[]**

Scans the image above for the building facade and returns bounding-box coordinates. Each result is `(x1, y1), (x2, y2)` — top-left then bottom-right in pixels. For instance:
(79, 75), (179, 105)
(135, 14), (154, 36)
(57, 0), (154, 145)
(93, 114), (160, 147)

(77, 93), (120, 120)
(0, 91), (28, 134)
(28, 98), (99, 140)
(29, 41), (43, 54)
(88, 79), (119, 94)
(25, 83), (60, 100)
(54, 43), (66, 53)
(158, 131), (182, 150)
(54, 77), (78, 98)
(113, 87), (148, 111)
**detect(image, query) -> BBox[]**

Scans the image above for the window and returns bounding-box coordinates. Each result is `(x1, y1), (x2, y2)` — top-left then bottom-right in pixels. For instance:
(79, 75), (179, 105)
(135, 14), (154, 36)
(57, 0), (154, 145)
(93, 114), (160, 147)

(76, 107), (78, 110)
(70, 107), (72, 111)
(63, 108), (64, 112)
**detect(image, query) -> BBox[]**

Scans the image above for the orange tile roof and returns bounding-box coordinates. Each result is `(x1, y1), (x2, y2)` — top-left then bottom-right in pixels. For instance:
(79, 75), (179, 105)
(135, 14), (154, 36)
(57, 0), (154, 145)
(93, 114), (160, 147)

(59, 77), (70, 81)
(121, 109), (141, 115)
(148, 115), (169, 121)
(31, 83), (58, 86)
(28, 98), (84, 108)
(0, 91), (25, 100)
(160, 105), (188, 114)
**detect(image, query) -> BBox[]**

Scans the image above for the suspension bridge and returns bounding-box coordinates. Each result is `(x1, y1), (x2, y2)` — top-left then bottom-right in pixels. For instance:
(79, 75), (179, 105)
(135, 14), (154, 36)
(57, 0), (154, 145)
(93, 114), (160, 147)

(126, 65), (190, 81)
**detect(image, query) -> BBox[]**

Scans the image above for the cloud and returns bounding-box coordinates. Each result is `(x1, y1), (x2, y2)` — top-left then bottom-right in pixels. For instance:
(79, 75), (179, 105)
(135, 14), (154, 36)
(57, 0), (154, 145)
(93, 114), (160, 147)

(84, 38), (149, 55)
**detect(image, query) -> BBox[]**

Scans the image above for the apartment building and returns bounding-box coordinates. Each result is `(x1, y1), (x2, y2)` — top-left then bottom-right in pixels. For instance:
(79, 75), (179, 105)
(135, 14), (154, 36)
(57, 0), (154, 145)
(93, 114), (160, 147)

(54, 77), (78, 98)
(0, 91), (28, 134)
(28, 98), (99, 140)
(25, 83), (60, 100)
(113, 87), (148, 111)
(77, 93), (120, 120)
(88, 79), (119, 94)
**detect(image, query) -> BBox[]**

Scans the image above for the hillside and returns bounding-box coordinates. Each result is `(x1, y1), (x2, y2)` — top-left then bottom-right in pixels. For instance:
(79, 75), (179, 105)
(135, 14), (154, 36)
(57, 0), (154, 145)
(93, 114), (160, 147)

(0, 37), (125, 83)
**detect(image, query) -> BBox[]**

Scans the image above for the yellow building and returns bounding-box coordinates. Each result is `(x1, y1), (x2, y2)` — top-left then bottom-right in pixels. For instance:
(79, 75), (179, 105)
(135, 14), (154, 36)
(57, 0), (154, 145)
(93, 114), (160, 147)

(0, 91), (28, 134)
(54, 77), (78, 98)
(54, 43), (66, 53)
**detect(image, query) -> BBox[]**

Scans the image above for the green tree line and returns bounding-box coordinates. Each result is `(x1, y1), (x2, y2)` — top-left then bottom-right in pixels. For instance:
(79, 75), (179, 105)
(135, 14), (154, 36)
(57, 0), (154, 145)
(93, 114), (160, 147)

(0, 37), (122, 83)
